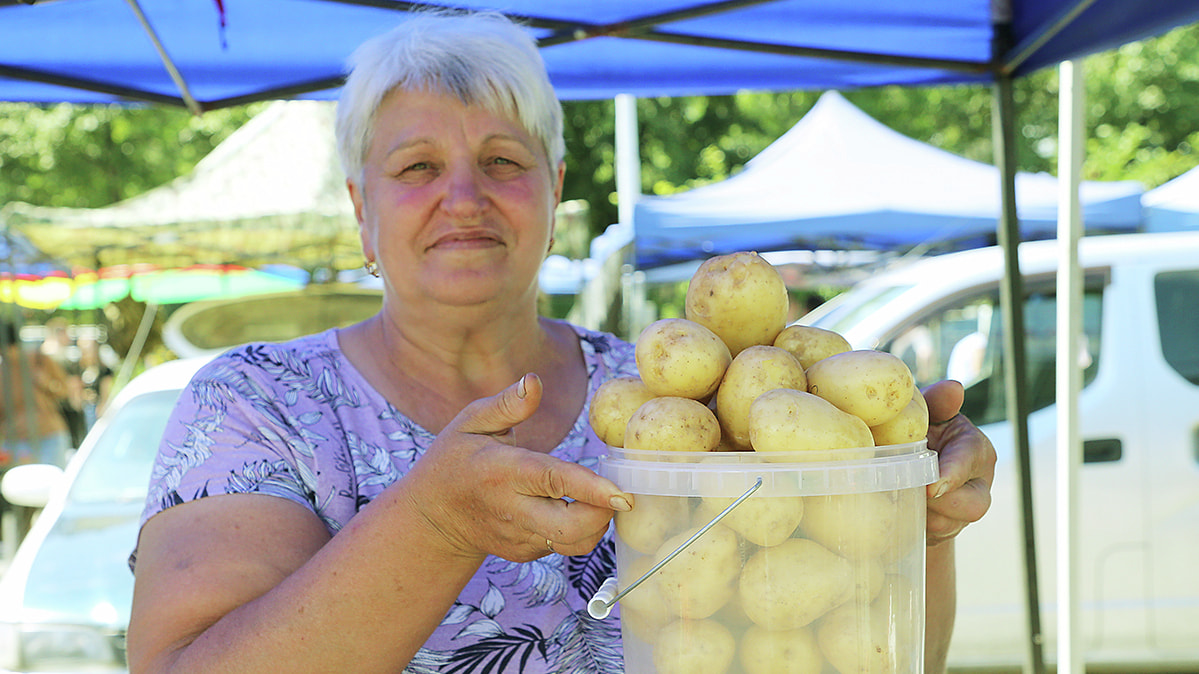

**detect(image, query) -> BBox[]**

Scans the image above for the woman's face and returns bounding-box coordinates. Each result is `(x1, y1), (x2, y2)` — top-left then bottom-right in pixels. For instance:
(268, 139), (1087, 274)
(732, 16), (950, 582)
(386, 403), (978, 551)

(350, 88), (564, 310)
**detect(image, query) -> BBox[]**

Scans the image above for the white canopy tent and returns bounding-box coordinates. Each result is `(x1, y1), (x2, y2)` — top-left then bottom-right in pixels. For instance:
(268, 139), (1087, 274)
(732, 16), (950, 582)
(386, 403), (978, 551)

(1, 101), (362, 273)
(1143, 164), (1199, 232)
(630, 91), (1145, 269)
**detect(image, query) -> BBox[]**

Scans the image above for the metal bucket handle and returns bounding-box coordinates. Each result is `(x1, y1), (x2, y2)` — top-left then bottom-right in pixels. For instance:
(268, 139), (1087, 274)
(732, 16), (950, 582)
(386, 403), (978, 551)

(587, 476), (763, 619)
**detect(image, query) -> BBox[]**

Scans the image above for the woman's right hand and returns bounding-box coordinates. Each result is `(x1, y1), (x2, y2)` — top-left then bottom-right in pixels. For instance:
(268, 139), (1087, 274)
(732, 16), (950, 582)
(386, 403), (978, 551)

(401, 373), (633, 562)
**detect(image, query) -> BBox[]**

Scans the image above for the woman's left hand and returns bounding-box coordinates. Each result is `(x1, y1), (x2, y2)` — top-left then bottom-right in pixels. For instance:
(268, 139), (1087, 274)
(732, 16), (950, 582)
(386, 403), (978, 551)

(921, 380), (997, 546)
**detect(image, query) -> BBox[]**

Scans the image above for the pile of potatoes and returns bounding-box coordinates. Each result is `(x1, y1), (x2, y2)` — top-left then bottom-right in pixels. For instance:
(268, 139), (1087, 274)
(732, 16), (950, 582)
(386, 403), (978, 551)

(591, 251), (928, 456)
(589, 251), (930, 674)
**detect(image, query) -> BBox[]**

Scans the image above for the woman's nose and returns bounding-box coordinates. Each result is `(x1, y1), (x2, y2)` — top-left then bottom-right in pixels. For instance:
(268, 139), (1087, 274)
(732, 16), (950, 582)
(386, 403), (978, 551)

(441, 165), (487, 219)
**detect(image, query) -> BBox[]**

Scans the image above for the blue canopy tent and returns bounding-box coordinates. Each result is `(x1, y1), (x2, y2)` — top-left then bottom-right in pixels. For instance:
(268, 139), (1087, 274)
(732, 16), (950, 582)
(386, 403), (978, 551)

(632, 90), (1145, 268)
(5, 3), (1199, 672)
(2, 1), (1199, 110)
(1143, 164), (1199, 232)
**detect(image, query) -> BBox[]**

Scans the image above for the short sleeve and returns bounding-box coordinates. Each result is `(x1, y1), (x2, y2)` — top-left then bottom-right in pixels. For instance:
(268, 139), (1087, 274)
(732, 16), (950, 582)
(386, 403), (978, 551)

(139, 355), (318, 530)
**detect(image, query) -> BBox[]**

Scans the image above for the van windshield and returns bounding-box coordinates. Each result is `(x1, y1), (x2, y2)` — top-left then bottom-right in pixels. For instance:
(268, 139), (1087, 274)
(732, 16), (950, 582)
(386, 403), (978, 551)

(813, 284), (913, 336)
(66, 389), (183, 506)
(878, 276), (1105, 427)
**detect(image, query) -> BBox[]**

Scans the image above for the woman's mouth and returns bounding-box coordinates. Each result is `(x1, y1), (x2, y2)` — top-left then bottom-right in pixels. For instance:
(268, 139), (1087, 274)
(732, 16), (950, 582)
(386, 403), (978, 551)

(431, 232), (503, 250)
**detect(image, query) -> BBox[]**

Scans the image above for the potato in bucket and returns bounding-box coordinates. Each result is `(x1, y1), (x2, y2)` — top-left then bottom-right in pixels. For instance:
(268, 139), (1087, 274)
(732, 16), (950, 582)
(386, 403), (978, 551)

(592, 251), (938, 674)
(685, 251), (789, 357)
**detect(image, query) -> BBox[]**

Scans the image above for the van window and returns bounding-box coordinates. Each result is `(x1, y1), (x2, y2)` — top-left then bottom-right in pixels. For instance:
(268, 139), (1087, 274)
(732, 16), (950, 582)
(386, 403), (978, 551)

(820, 285), (913, 335)
(880, 275), (1104, 427)
(67, 389), (182, 506)
(1155, 269), (1199, 386)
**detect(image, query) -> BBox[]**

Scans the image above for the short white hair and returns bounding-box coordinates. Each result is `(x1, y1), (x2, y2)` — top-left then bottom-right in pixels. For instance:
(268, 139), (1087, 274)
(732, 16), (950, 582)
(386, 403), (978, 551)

(335, 9), (565, 186)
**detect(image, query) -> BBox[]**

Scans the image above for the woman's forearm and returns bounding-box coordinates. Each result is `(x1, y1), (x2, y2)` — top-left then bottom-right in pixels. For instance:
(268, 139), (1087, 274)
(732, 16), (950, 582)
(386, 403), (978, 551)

(925, 539), (956, 674)
(128, 491), (485, 674)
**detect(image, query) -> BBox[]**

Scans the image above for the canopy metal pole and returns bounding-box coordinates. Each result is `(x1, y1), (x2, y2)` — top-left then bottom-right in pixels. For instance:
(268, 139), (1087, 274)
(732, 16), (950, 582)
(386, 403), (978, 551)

(112, 301), (159, 394)
(615, 93), (649, 341)
(124, 0), (203, 115)
(1003, 0), (1101, 75)
(1055, 58), (1085, 674)
(615, 94), (641, 231)
(992, 71), (1046, 674)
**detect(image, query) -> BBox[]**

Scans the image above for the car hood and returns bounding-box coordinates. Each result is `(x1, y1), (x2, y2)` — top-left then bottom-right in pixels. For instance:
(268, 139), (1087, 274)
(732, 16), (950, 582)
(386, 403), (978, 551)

(8, 502), (142, 628)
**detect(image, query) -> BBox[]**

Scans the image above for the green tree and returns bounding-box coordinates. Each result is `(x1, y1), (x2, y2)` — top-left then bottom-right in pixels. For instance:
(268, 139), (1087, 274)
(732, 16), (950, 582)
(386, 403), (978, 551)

(1083, 25), (1199, 185)
(0, 102), (263, 208)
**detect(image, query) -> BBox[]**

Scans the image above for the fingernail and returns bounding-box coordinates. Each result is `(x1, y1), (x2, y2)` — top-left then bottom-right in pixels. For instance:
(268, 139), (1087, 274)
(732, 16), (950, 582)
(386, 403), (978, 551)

(933, 481), (950, 499)
(517, 375), (528, 399)
(609, 495), (632, 512)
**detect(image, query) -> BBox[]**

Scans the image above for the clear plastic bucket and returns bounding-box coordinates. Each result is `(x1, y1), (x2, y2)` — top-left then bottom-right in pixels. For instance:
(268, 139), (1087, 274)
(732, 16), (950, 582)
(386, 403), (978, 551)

(595, 441), (938, 674)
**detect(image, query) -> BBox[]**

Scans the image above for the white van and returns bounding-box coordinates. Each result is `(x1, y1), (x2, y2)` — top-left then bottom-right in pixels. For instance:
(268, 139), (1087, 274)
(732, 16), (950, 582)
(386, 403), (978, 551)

(806, 231), (1199, 671)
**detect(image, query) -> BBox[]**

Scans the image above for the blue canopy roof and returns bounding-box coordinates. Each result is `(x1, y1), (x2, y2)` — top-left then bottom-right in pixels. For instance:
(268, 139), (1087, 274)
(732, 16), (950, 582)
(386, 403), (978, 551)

(3, 0), (1199, 109)
(632, 92), (1145, 267)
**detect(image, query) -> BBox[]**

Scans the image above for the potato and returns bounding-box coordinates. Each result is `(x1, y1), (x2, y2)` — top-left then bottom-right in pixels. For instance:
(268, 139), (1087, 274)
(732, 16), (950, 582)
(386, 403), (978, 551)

(653, 523), (741, 619)
(625, 396), (721, 455)
(773, 324), (852, 370)
(685, 251), (789, 357)
(715, 345), (807, 449)
(869, 384), (929, 446)
(616, 493), (692, 554)
(616, 555), (674, 643)
(875, 572), (920, 625)
(653, 619), (736, 674)
(710, 580), (755, 632)
(748, 388), (874, 454)
(740, 624), (824, 674)
(883, 486), (926, 563)
(713, 435), (751, 452)
(816, 583), (918, 674)
(806, 350), (915, 426)
(739, 538), (851, 630)
(694, 493), (805, 547)
(636, 318), (732, 400)
(800, 489), (922, 561)
(836, 555), (886, 607)
(589, 376), (656, 447)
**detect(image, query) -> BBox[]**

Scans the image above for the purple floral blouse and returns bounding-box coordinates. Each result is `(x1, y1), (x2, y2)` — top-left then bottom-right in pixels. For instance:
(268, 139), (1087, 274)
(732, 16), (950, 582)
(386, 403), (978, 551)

(136, 324), (638, 673)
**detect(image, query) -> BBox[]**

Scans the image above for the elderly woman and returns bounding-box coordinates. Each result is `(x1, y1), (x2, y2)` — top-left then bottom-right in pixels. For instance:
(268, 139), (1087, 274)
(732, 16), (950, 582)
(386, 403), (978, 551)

(127, 10), (994, 674)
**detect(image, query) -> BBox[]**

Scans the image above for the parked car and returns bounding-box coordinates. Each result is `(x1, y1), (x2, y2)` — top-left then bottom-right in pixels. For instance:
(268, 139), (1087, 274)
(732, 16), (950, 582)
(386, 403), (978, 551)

(0, 284), (389, 673)
(0, 356), (210, 673)
(0, 285), (386, 674)
(806, 230), (1199, 671)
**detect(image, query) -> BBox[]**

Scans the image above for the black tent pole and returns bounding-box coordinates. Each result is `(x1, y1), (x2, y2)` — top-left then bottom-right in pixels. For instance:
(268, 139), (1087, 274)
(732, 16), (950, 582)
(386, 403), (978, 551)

(992, 60), (1047, 674)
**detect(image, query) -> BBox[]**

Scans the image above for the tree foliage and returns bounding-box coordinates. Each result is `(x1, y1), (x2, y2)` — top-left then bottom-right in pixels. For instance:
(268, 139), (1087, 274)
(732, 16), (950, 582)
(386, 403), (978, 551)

(0, 102), (264, 208)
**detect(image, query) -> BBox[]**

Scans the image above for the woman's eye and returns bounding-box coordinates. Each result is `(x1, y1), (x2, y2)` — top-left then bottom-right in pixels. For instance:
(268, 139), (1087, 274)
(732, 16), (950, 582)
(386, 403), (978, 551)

(486, 156), (525, 175)
(393, 161), (437, 180)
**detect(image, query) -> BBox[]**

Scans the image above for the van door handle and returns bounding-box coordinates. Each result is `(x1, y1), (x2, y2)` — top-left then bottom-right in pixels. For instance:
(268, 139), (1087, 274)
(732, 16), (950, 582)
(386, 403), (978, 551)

(1082, 438), (1122, 463)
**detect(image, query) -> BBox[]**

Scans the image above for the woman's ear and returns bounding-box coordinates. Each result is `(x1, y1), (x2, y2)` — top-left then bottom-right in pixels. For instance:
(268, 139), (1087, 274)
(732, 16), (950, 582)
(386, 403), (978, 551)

(554, 161), (566, 205)
(347, 178), (366, 226)
(347, 178), (375, 261)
